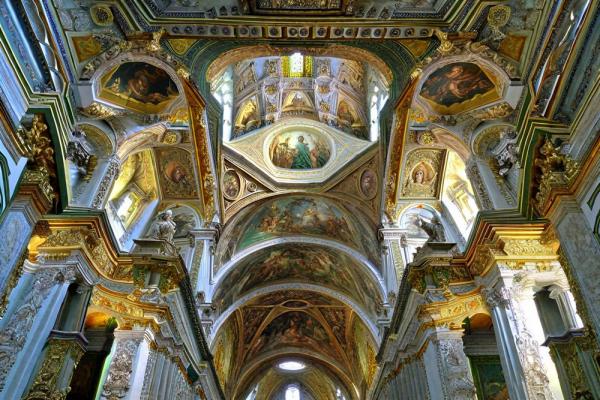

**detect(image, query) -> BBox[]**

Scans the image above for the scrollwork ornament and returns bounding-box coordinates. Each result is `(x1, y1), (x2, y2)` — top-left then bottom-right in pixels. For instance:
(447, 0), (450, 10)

(101, 338), (142, 399)
(78, 102), (124, 119)
(534, 138), (580, 212)
(23, 338), (85, 400)
(435, 338), (477, 399)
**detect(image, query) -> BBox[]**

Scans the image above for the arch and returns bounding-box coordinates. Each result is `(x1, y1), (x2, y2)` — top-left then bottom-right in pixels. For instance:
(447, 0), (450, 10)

(233, 349), (358, 400)
(214, 237), (385, 295)
(210, 283), (380, 346)
(215, 193), (380, 269)
(211, 242), (385, 319)
(204, 44), (393, 88)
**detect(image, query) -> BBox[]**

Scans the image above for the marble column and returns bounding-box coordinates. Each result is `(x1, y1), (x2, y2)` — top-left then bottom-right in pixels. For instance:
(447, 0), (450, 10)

(552, 204), (600, 340)
(0, 265), (76, 399)
(140, 345), (158, 400)
(483, 280), (557, 400)
(423, 330), (477, 400)
(378, 227), (406, 293)
(0, 176), (53, 306)
(193, 228), (217, 301)
(99, 328), (155, 400)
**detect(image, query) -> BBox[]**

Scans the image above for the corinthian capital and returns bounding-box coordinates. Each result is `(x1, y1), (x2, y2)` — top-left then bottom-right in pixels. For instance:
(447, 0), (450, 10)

(482, 286), (511, 309)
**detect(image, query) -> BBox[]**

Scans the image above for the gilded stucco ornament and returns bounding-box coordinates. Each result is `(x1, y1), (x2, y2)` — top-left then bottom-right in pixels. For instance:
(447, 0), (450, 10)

(534, 138), (580, 213)
(23, 338), (85, 400)
(19, 115), (57, 202)
(89, 4), (113, 26)
(79, 102), (124, 119)
(147, 28), (166, 52)
(36, 228), (125, 280)
(485, 5), (511, 42)
(90, 290), (144, 319)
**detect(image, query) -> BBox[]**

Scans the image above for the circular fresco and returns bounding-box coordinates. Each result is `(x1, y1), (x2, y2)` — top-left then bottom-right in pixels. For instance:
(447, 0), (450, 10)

(223, 170), (241, 199)
(269, 131), (331, 169)
(359, 169), (377, 199)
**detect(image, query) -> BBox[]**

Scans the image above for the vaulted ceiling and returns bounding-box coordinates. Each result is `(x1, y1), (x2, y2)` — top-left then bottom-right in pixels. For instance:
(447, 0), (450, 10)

(37, 0), (580, 397)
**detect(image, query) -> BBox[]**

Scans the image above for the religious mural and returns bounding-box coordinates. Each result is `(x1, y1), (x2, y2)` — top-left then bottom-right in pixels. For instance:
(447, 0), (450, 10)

(216, 196), (380, 267)
(222, 170), (241, 199)
(99, 62), (179, 114)
(360, 169), (378, 199)
(213, 244), (382, 317)
(248, 311), (333, 358)
(419, 62), (499, 115)
(269, 131), (330, 169)
(154, 147), (198, 199)
(402, 149), (445, 198)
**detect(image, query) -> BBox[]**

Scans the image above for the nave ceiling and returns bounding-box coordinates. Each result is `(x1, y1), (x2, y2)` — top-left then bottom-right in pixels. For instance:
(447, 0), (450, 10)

(0, 0), (598, 398)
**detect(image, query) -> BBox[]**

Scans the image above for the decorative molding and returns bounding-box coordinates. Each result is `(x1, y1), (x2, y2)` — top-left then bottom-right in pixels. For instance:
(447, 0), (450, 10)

(533, 138), (580, 215)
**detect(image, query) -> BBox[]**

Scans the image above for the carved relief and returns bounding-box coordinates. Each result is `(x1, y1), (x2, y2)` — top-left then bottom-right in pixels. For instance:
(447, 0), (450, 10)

(101, 338), (142, 399)
(533, 138), (580, 213)
(23, 338), (85, 400)
(0, 268), (76, 390)
(435, 338), (477, 399)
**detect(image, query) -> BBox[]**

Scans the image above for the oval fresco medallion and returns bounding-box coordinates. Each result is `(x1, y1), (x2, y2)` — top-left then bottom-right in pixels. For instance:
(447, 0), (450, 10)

(359, 169), (377, 199)
(223, 170), (241, 199)
(268, 130), (331, 169)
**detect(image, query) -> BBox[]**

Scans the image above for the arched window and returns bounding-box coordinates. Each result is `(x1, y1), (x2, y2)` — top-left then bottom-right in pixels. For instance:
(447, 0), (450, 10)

(285, 385), (301, 400)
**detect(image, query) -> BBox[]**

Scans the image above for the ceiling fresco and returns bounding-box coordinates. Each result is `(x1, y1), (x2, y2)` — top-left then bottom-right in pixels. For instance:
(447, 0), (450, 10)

(212, 243), (383, 318)
(27, 0), (589, 397)
(215, 195), (380, 269)
(222, 119), (376, 184)
(418, 62), (500, 115)
(98, 61), (180, 114)
(211, 289), (377, 399)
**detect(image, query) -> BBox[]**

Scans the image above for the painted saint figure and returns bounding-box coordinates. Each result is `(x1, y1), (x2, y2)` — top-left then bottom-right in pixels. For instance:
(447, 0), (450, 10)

(270, 133), (330, 169)
(291, 136), (313, 169)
